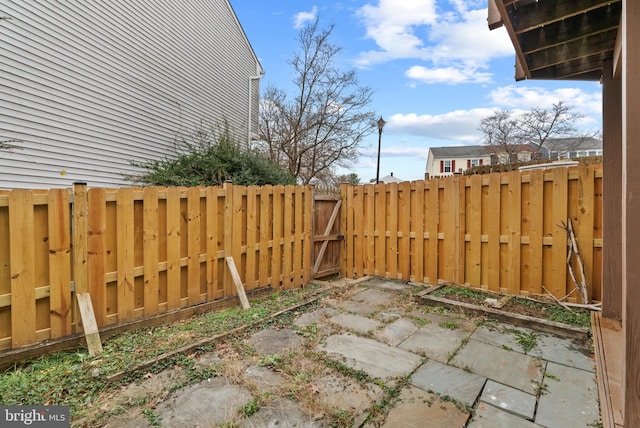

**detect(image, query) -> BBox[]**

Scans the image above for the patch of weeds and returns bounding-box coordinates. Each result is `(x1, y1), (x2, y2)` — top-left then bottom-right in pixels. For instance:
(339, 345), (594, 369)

(142, 408), (162, 427)
(297, 323), (319, 339)
(258, 354), (284, 370)
(431, 286), (495, 303)
(322, 358), (371, 384)
(440, 394), (472, 413)
(218, 422), (239, 428)
(514, 331), (538, 353)
(534, 380), (549, 395)
(587, 421), (603, 428)
(439, 320), (459, 330)
(544, 373), (560, 382)
(446, 336), (469, 363)
(239, 398), (260, 417)
(503, 328), (538, 353)
(408, 316), (432, 327)
(363, 376), (410, 425)
(546, 306), (591, 328)
(501, 345), (514, 352)
(329, 410), (354, 428)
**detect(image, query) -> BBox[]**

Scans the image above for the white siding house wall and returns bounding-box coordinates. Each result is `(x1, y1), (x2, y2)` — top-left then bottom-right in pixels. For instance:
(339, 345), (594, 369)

(0, 0), (263, 189)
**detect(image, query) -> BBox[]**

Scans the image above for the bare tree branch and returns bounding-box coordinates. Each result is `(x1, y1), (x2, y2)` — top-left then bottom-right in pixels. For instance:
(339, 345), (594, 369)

(256, 18), (377, 184)
(478, 101), (597, 165)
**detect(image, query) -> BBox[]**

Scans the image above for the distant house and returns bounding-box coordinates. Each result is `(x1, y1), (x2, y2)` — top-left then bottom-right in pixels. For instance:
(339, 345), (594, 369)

(538, 137), (602, 160)
(378, 172), (403, 183)
(425, 145), (490, 177)
(0, 0), (263, 189)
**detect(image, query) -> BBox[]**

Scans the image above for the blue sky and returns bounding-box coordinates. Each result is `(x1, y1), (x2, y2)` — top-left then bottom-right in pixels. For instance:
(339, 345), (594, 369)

(231, 0), (603, 182)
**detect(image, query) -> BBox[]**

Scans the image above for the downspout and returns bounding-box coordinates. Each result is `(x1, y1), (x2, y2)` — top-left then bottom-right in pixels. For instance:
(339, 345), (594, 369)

(248, 71), (265, 149)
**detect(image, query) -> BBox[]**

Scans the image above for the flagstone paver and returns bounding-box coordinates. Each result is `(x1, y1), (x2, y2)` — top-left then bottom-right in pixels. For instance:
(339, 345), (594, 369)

(374, 318), (419, 346)
(320, 333), (422, 380)
(469, 402), (544, 428)
(410, 359), (486, 407)
(535, 362), (600, 428)
(382, 386), (470, 428)
(479, 380), (537, 419)
(328, 313), (383, 334)
(450, 339), (545, 395)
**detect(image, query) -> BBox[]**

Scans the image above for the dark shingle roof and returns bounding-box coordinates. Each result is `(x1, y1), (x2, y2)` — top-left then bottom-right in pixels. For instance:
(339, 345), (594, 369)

(429, 145), (489, 157)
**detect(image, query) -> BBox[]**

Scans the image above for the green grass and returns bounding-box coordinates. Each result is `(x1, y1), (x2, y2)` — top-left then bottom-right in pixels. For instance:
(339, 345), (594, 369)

(438, 320), (459, 330)
(0, 283), (327, 426)
(431, 286), (495, 302)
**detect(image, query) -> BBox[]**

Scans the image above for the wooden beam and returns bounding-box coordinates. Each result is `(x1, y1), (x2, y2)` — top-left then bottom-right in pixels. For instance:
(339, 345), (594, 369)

(518, 5), (621, 55)
(488, 0), (503, 30)
(491, 0), (531, 79)
(527, 29), (618, 72)
(622, 0), (640, 424)
(511, 0), (620, 35)
(528, 53), (610, 81)
(602, 58), (622, 321)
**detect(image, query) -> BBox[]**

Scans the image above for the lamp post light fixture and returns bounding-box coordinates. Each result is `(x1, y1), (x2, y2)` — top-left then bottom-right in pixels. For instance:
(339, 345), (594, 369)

(375, 116), (386, 184)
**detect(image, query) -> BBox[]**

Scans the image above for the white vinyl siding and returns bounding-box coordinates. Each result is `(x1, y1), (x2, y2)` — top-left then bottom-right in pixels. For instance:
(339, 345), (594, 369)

(0, 0), (262, 189)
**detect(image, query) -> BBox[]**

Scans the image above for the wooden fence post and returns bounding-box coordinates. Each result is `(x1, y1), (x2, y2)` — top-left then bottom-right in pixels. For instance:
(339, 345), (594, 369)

(72, 183), (89, 332)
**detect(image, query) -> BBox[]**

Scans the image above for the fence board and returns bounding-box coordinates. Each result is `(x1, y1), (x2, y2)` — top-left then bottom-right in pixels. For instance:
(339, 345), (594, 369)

(143, 187), (159, 315)
(398, 182), (411, 280)
(426, 179), (439, 283)
(271, 186), (283, 288)
(528, 169), (544, 296)
(487, 173), (501, 292)
(187, 187), (201, 305)
(387, 183), (398, 279)
(466, 175), (482, 287)
(283, 187), (293, 288)
(353, 185), (364, 277)
(551, 167), (569, 298)
(292, 186), (303, 288)
(166, 187), (181, 310)
(577, 165), (595, 301)
(246, 186), (258, 289)
(259, 186), (271, 288)
(374, 183), (386, 277)
(410, 181), (424, 282)
(116, 188), (135, 321)
(48, 189), (72, 337)
(507, 171), (522, 295)
(9, 190), (37, 347)
(302, 188), (312, 285)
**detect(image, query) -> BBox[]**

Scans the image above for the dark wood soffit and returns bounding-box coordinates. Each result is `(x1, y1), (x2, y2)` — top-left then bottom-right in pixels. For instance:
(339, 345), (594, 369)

(494, 0), (622, 81)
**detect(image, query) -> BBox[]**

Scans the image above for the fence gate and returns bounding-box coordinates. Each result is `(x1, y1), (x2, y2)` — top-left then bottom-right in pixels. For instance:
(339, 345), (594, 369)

(312, 194), (342, 278)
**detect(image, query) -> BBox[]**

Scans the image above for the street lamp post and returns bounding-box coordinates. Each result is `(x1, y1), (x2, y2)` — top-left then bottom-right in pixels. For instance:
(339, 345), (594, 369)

(375, 116), (386, 184)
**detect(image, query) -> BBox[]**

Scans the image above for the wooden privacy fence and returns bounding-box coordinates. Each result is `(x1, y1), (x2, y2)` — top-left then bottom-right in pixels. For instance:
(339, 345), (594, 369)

(341, 164), (602, 302)
(0, 183), (312, 351)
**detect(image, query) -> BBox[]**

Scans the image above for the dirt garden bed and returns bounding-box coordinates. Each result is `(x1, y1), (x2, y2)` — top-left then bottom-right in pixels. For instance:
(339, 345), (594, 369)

(419, 283), (592, 341)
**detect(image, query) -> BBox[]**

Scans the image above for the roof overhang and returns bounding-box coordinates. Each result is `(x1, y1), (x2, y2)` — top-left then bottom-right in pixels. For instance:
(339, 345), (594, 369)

(488, 0), (622, 81)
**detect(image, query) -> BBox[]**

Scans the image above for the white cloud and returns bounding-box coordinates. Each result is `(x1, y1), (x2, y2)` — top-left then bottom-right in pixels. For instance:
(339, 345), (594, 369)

(388, 108), (495, 142)
(488, 85), (603, 131)
(406, 65), (492, 84)
(355, 1), (513, 84)
(294, 6), (318, 29)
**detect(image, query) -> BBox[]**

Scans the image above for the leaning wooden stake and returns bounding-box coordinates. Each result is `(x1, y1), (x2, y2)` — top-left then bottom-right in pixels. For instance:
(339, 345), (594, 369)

(76, 293), (103, 356)
(560, 219), (589, 304)
(226, 256), (250, 309)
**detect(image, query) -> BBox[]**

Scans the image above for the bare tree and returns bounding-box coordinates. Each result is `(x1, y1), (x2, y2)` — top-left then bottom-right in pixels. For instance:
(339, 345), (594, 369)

(256, 18), (377, 184)
(479, 101), (592, 164)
